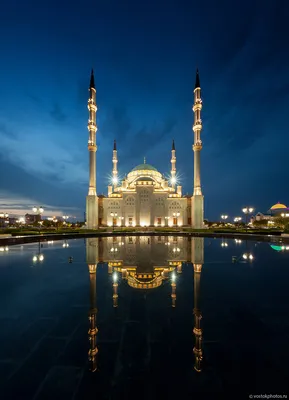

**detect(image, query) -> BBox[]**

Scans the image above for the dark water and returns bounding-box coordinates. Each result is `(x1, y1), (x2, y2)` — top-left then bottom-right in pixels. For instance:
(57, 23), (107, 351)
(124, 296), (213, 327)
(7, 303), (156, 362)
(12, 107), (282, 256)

(0, 236), (288, 399)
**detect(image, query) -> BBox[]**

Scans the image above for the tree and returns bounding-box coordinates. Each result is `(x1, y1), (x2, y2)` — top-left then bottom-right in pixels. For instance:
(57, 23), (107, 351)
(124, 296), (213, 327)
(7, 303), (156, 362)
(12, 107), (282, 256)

(252, 219), (268, 229)
(274, 217), (288, 229)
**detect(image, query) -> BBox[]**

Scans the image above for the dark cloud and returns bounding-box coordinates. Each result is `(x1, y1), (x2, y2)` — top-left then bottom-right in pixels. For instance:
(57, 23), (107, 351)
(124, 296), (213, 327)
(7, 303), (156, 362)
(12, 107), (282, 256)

(0, 122), (17, 138)
(0, 154), (84, 212)
(101, 105), (132, 145)
(125, 117), (177, 160)
(50, 103), (67, 123)
(27, 94), (43, 106)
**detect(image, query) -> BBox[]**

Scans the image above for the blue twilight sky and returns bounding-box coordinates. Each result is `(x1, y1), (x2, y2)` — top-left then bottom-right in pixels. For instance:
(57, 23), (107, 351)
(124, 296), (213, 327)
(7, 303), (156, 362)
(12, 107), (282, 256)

(0, 0), (289, 219)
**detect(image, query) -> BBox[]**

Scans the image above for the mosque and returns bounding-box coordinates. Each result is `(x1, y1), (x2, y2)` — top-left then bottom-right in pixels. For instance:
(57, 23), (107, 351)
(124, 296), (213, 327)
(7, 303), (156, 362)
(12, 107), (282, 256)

(85, 69), (204, 228)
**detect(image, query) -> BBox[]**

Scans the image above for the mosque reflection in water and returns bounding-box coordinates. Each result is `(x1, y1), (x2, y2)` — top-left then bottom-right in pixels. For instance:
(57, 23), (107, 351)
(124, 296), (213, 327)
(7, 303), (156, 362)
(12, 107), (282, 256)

(86, 236), (204, 373)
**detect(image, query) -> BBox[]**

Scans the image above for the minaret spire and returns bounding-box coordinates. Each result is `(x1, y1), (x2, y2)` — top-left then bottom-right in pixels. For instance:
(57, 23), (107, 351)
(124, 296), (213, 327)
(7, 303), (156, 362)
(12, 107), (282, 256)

(90, 69), (95, 89)
(195, 68), (200, 89)
(86, 70), (98, 229)
(191, 68), (204, 228)
(171, 139), (176, 188)
(112, 139), (118, 187)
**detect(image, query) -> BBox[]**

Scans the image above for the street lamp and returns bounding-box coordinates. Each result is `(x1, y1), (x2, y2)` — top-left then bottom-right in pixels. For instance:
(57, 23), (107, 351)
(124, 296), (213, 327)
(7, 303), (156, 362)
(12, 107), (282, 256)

(221, 215), (228, 224)
(110, 212), (117, 231)
(242, 207), (254, 232)
(165, 216), (170, 227)
(118, 216), (124, 227)
(173, 212), (180, 226)
(234, 217), (242, 223)
(32, 206), (44, 234)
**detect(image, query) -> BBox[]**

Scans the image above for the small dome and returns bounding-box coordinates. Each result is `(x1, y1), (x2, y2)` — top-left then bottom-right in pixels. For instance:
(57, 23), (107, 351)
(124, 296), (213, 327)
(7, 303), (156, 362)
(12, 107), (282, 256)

(270, 202), (287, 210)
(131, 163), (158, 172)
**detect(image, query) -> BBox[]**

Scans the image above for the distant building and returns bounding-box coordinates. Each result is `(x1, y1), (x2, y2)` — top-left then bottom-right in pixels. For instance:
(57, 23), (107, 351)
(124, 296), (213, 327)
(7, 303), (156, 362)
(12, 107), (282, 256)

(250, 202), (289, 223)
(25, 213), (41, 224)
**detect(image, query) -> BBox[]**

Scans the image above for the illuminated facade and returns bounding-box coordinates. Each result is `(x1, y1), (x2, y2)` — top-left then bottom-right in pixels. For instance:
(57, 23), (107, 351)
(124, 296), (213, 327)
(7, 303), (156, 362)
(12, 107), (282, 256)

(86, 69), (205, 228)
(102, 143), (188, 227)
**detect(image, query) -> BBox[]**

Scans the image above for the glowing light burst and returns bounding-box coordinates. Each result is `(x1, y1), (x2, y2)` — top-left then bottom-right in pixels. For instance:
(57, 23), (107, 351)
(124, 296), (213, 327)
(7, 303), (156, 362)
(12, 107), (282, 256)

(106, 173), (125, 187)
(165, 171), (183, 187)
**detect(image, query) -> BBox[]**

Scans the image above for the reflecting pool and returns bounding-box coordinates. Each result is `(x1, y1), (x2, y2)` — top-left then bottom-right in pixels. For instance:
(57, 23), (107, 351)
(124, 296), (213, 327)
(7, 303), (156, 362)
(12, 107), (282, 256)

(0, 236), (289, 399)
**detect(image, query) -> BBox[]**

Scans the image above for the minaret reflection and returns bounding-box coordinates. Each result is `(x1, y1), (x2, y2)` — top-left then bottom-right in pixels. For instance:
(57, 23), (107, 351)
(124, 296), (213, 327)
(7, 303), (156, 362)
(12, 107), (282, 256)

(191, 237), (204, 372)
(171, 271), (177, 307)
(86, 239), (99, 372)
(112, 271), (119, 308)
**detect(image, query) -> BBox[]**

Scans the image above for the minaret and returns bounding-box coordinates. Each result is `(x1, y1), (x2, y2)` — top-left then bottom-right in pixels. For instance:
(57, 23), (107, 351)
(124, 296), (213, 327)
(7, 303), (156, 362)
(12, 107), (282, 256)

(86, 239), (99, 372)
(112, 139), (118, 189)
(191, 69), (204, 228)
(191, 237), (204, 372)
(171, 139), (176, 188)
(86, 69), (98, 229)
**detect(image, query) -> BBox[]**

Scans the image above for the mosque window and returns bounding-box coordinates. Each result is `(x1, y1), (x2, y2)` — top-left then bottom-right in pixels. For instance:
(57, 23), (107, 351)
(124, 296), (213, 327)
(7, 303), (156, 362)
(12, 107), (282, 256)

(108, 201), (120, 210)
(125, 196), (135, 206)
(155, 197), (164, 206)
(169, 201), (181, 210)
(140, 189), (149, 203)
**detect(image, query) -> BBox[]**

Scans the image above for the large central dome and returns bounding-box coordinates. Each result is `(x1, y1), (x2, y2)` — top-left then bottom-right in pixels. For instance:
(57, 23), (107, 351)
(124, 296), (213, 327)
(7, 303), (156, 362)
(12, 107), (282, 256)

(131, 163), (158, 172)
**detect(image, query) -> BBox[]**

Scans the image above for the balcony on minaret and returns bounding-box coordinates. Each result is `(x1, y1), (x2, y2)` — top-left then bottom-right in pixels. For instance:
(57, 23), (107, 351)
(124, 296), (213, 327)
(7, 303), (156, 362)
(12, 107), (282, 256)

(193, 120), (202, 132)
(88, 120), (97, 132)
(193, 100), (202, 112)
(88, 139), (96, 152)
(193, 140), (202, 151)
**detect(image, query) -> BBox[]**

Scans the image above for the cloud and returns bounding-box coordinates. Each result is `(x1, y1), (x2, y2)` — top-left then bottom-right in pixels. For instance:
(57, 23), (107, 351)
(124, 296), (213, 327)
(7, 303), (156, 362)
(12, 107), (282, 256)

(0, 119), (87, 185)
(0, 190), (80, 217)
(124, 117), (177, 161)
(50, 103), (67, 123)
(0, 121), (17, 139)
(100, 105), (132, 145)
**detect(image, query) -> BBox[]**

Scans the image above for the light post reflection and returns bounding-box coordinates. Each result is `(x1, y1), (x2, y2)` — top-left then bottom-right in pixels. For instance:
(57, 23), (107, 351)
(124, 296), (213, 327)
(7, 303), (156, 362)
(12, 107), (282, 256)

(32, 241), (44, 263)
